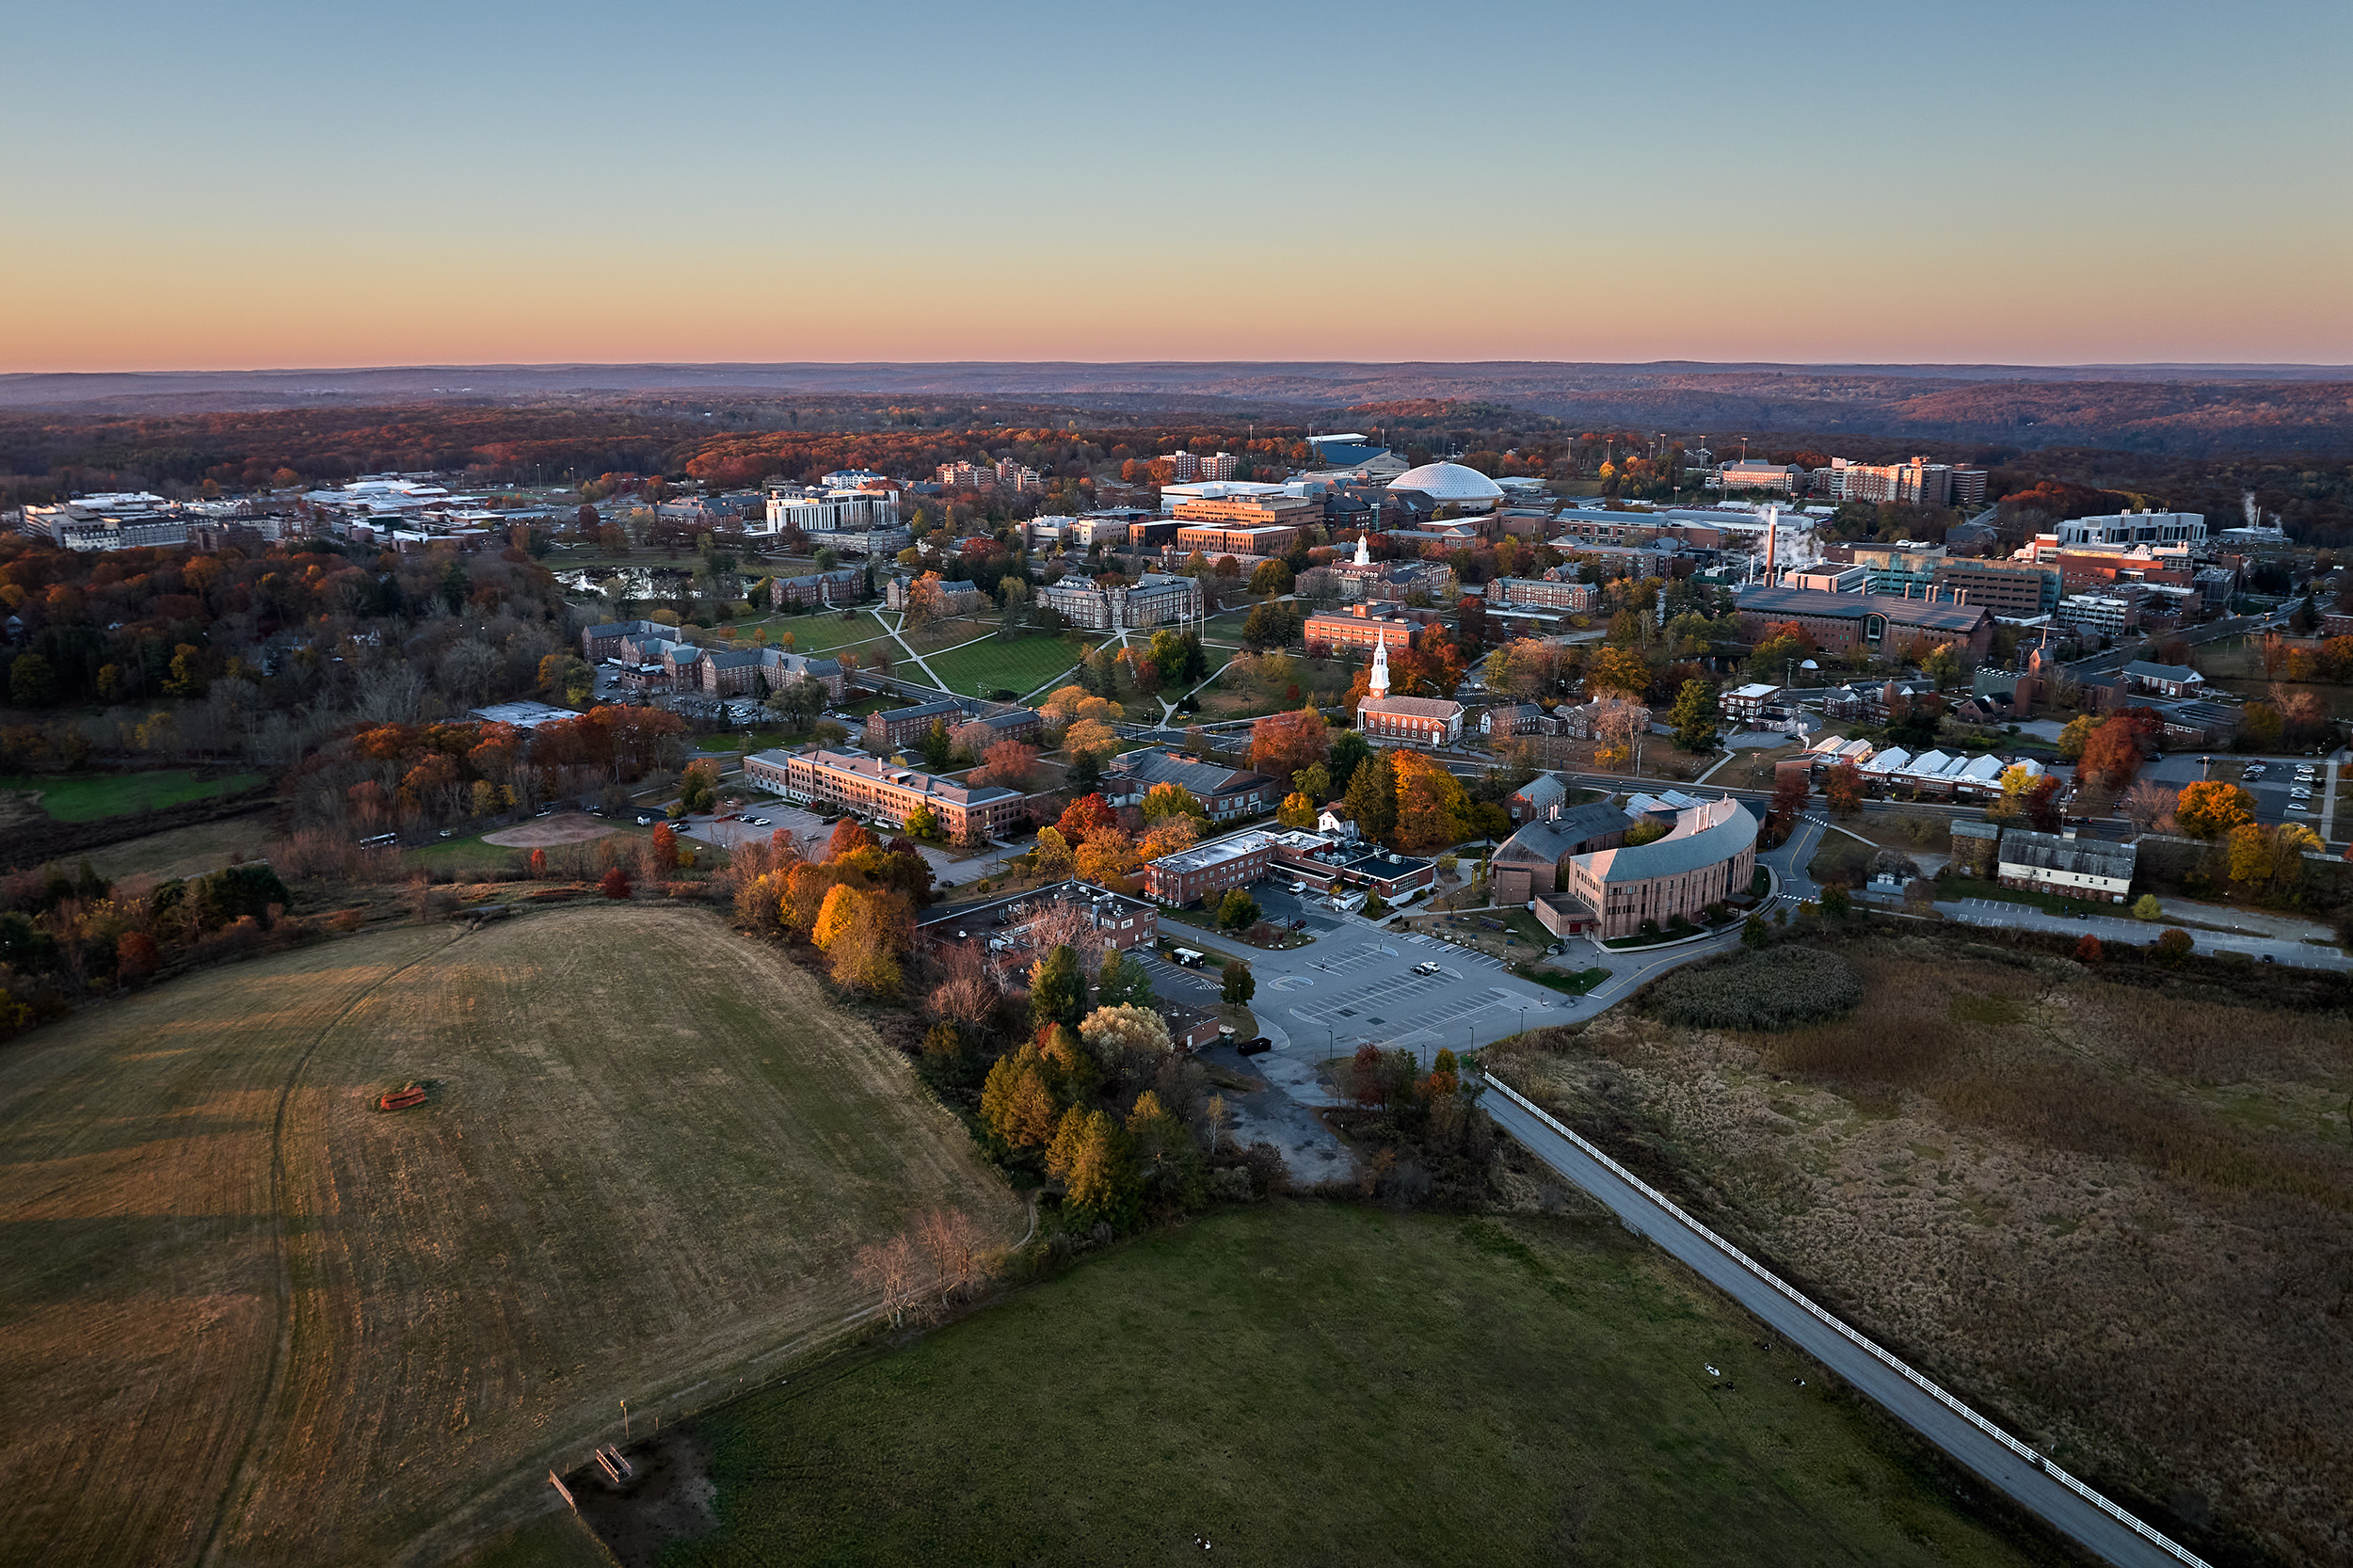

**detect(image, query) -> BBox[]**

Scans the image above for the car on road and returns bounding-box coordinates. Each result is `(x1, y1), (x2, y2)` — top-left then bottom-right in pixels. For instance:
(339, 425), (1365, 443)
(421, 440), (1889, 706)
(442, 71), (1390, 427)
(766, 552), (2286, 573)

(747, 816), (770, 825)
(1234, 1036), (1273, 1056)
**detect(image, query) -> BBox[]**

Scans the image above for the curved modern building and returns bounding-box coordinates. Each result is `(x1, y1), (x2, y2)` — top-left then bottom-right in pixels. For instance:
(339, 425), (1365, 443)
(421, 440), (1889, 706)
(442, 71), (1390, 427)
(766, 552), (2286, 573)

(1506, 794), (1759, 939)
(1386, 461), (1505, 513)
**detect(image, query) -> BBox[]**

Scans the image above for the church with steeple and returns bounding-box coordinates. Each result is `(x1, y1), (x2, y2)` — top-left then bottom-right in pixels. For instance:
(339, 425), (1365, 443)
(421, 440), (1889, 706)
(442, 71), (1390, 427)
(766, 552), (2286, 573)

(1354, 632), (1465, 749)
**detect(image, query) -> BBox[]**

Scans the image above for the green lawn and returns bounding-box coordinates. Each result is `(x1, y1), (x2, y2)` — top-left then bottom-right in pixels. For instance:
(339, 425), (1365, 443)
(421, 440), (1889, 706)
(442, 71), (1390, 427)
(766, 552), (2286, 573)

(744, 609), (897, 656)
(652, 1206), (2051, 1568)
(0, 769), (265, 823)
(926, 633), (1090, 698)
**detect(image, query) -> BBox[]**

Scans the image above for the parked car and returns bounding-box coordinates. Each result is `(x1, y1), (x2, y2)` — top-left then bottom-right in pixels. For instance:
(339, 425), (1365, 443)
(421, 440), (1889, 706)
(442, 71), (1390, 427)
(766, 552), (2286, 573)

(1235, 1037), (1273, 1057)
(1413, 961), (1441, 976)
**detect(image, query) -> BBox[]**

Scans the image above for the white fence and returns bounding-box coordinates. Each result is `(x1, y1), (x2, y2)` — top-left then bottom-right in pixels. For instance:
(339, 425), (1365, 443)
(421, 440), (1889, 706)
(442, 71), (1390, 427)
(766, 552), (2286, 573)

(1482, 1073), (2208, 1568)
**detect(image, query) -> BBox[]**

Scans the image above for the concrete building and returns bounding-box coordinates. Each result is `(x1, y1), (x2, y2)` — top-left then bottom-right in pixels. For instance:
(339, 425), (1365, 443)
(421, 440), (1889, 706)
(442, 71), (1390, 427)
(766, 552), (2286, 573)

(1830, 456), (1982, 508)
(1736, 584), (1994, 664)
(1386, 461), (1506, 514)
(1848, 542), (1947, 597)
(1717, 460), (1803, 495)
(760, 482), (900, 536)
(2057, 593), (2139, 637)
(752, 748), (1028, 840)
(1995, 827), (2136, 904)
(1169, 492), (1319, 531)
(2054, 510), (2205, 548)
(1930, 557), (2063, 617)
(25, 495), (190, 552)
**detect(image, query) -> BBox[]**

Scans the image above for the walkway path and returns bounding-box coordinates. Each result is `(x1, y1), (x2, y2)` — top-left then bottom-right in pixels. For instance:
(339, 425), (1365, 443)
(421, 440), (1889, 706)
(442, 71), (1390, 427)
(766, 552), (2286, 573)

(1481, 1086), (2202, 1568)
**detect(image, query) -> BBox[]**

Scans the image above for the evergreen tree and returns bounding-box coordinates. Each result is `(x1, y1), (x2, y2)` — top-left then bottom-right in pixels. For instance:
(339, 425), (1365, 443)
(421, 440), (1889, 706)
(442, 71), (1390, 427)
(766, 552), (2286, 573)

(1327, 729), (1372, 795)
(1342, 749), (1397, 842)
(1095, 949), (1156, 1008)
(1670, 679), (1720, 755)
(1030, 944), (1086, 1032)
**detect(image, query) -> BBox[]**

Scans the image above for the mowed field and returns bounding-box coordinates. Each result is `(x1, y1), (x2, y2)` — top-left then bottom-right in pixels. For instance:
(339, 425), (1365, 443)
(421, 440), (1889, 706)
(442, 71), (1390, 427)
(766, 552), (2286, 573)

(0, 904), (1019, 1568)
(646, 1206), (2059, 1568)
(924, 632), (1087, 698)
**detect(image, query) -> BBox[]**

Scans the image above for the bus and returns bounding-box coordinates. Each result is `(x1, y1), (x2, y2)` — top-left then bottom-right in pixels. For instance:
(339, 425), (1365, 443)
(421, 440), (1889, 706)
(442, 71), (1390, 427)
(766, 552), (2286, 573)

(1171, 948), (1206, 968)
(360, 832), (398, 850)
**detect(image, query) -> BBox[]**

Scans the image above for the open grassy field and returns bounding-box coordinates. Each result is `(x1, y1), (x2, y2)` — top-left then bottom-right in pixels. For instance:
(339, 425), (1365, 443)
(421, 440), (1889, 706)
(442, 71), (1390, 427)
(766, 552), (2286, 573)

(617, 1205), (2058, 1567)
(1484, 935), (2353, 1566)
(0, 904), (1019, 1568)
(79, 815), (281, 883)
(925, 633), (1088, 698)
(740, 609), (895, 657)
(0, 768), (266, 823)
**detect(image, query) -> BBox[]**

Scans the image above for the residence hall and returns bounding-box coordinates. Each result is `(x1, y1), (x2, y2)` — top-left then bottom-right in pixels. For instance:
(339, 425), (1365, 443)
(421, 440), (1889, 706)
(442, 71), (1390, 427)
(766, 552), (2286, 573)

(1532, 795), (1759, 939)
(748, 748), (1028, 840)
(1102, 749), (1277, 823)
(1736, 584), (1994, 664)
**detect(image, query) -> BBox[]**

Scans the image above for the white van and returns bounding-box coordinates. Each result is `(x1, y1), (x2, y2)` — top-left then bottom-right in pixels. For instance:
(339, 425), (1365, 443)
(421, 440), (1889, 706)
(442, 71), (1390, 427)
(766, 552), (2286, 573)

(1171, 948), (1206, 968)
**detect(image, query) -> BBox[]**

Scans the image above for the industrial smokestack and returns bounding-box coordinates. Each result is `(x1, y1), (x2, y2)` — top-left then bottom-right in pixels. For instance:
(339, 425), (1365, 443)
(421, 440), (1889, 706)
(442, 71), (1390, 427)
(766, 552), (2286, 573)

(1765, 504), (1778, 585)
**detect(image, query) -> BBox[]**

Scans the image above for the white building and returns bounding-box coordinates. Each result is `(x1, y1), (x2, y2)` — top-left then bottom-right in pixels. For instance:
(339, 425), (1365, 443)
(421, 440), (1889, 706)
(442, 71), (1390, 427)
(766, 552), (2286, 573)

(760, 483), (901, 536)
(2054, 510), (2205, 548)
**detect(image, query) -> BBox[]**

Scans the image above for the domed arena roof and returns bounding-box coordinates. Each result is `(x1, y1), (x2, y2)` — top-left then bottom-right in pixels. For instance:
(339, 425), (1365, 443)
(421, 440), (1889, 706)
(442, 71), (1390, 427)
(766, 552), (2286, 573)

(1386, 461), (1505, 503)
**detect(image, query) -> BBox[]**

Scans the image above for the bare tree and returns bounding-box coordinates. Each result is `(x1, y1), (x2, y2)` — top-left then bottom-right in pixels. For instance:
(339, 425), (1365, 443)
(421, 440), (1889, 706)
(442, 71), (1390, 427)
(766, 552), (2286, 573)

(852, 1234), (922, 1328)
(2120, 779), (2179, 834)
(926, 939), (1002, 1027)
(914, 1208), (997, 1307)
(1197, 1093), (1230, 1155)
(1021, 899), (1110, 978)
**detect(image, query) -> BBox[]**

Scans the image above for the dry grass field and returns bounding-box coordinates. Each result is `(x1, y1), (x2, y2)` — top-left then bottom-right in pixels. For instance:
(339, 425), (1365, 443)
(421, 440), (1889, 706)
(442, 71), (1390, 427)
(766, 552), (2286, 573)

(0, 904), (1018, 1568)
(80, 815), (281, 884)
(1484, 936), (2353, 1566)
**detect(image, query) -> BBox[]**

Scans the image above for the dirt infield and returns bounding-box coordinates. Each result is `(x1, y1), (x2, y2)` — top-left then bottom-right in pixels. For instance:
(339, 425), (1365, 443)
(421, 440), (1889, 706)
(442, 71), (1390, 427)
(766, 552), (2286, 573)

(482, 811), (617, 847)
(0, 905), (1018, 1568)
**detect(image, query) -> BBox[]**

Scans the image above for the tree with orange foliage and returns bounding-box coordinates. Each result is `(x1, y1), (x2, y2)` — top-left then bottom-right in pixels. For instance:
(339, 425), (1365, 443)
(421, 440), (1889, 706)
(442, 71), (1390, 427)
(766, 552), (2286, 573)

(2076, 714), (2146, 792)
(528, 847), (548, 878)
(1250, 706), (1329, 782)
(600, 866), (632, 900)
(650, 823), (679, 872)
(117, 931), (159, 981)
(1823, 760), (1864, 817)
(824, 818), (880, 860)
(1057, 793), (1115, 844)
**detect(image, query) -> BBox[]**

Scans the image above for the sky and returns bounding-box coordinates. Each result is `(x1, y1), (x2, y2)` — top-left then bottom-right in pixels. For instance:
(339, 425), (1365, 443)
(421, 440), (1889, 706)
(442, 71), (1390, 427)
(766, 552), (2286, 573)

(4, 0), (2349, 372)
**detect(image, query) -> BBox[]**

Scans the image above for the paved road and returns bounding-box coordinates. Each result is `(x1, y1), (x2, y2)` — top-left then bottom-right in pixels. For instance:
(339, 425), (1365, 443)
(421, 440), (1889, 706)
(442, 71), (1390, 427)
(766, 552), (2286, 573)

(1481, 1092), (2200, 1568)
(1938, 896), (2350, 970)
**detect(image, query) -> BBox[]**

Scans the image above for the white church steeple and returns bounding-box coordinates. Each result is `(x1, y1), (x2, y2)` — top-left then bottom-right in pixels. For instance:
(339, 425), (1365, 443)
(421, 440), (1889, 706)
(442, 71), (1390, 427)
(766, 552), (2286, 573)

(1353, 530), (1371, 567)
(1369, 635), (1389, 700)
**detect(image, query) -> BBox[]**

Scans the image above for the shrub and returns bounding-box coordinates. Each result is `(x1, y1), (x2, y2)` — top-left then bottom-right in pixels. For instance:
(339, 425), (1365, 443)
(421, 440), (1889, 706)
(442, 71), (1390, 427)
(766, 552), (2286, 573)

(600, 866), (632, 900)
(1651, 947), (1865, 1032)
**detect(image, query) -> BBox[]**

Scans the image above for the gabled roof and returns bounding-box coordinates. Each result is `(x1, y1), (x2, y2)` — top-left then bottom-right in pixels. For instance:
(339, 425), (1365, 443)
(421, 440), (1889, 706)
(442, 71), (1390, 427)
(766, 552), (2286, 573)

(1997, 829), (2137, 879)
(1496, 800), (1636, 864)
(2121, 660), (2201, 682)
(1360, 695), (1464, 720)
(1112, 749), (1273, 797)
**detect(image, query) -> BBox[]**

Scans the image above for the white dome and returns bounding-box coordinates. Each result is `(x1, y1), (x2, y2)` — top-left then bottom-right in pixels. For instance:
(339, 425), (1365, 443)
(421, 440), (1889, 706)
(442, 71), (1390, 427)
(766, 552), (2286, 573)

(1386, 461), (1505, 504)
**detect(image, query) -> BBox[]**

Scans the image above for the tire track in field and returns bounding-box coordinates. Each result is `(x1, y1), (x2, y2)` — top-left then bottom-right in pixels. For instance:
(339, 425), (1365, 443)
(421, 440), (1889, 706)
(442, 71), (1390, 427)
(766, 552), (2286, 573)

(193, 928), (462, 1568)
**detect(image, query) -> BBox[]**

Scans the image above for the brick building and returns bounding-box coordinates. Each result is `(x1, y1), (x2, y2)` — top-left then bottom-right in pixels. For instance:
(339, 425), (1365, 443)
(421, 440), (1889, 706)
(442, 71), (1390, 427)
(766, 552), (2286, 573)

(865, 698), (968, 752)
(1037, 569), (1202, 630)
(1303, 604), (1426, 655)
(1173, 521), (1301, 558)
(1485, 576), (1599, 614)
(1555, 796), (1759, 940)
(769, 568), (866, 610)
(1103, 749), (1276, 823)
(917, 880), (1159, 963)
(1143, 831), (1275, 906)
(582, 617), (669, 662)
(750, 748), (1028, 840)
